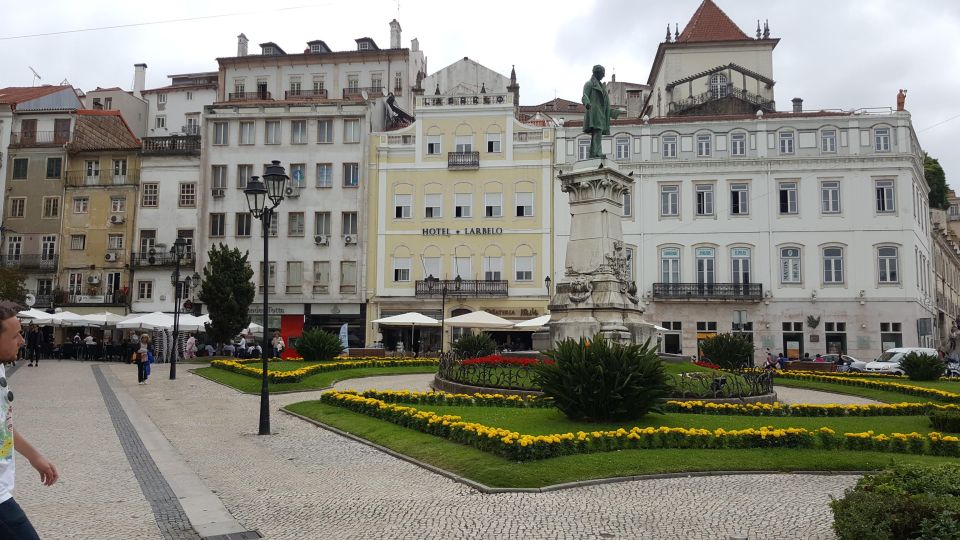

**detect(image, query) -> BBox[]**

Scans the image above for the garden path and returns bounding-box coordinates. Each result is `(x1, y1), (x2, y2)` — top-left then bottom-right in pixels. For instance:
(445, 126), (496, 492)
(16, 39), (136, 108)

(773, 386), (881, 405)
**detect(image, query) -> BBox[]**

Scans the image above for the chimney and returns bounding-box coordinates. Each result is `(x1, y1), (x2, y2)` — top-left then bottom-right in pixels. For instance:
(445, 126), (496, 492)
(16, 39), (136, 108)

(237, 33), (249, 56)
(411, 38), (419, 52)
(133, 63), (147, 96)
(792, 97), (803, 113)
(389, 19), (401, 49)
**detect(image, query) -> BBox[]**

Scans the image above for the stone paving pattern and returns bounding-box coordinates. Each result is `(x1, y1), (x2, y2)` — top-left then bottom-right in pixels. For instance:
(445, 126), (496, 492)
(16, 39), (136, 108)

(12, 362), (858, 539)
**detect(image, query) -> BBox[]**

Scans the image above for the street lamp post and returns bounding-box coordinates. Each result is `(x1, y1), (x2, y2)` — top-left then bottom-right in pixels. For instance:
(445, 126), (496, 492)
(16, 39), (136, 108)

(244, 161), (288, 436)
(430, 275), (462, 353)
(169, 237), (187, 379)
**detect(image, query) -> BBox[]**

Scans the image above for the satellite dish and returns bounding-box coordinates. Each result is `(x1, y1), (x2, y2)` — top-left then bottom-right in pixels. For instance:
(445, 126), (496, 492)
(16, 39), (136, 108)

(24, 294), (36, 307)
(361, 90), (369, 101)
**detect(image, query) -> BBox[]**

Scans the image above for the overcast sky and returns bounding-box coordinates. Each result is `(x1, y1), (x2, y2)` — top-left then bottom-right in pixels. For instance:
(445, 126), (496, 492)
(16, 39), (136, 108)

(3, 0), (959, 188)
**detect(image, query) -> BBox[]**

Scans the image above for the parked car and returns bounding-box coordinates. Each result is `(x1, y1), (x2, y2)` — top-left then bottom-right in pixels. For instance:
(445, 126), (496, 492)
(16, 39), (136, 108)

(823, 354), (867, 372)
(864, 347), (938, 375)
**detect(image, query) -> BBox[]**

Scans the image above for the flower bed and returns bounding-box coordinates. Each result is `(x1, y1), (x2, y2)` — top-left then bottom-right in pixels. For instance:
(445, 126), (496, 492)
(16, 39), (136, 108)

(665, 400), (960, 417)
(319, 390), (960, 461)
(211, 358), (438, 383)
(774, 371), (960, 402)
(339, 389), (551, 408)
(460, 355), (555, 367)
(694, 360), (722, 370)
(227, 356), (389, 365)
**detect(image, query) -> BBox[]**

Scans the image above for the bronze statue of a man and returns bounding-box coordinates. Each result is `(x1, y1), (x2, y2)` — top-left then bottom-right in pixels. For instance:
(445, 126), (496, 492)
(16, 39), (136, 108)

(581, 65), (620, 159)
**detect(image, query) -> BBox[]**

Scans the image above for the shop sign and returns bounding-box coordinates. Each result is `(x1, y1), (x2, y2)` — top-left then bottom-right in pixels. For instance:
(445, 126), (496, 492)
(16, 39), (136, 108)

(422, 227), (504, 236)
(487, 308), (540, 317)
(248, 305), (305, 315)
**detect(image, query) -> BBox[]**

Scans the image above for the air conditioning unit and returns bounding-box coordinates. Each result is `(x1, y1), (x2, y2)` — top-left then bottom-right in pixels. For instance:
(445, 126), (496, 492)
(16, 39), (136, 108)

(104, 253), (118, 262)
(314, 235), (329, 246)
(148, 247), (157, 256)
(147, 256), (157, 265)
(87, 275), (101, 284)
(212, 188), (225, 198)
(284, 186), (300, 198)
(109, 214), (125, 224)
(343, 234), (356, 245)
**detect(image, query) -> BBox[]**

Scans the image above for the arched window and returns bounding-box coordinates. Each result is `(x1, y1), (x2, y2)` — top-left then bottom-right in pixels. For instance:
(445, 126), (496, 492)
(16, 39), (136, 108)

(709, 73), (728, 98)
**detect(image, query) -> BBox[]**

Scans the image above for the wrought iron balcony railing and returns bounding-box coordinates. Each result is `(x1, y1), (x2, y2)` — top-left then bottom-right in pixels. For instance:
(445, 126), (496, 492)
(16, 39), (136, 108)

(130, 251), (195, 268)
(142, 135), (201, 155)
(652, 282), (763, 302)
(285, 89), (328, 100)
(25, 291), (52, 307)
(342, 87), (385, 99)
(227, 91), (272, 101)
(64, 291), (127, 306)
(10, 131), (70, 147)
(447, 151), (480, 170)
(66, 169), (140, 187)
(1, 255), (58, 271)
(669, 86), (775, 116)
(415, 279), (508, 298)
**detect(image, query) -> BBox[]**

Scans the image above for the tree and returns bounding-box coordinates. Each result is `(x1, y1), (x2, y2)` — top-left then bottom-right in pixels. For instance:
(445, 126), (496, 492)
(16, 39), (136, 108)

(924, 153), (949, 210)
(0, 267), (27, 305)
(698, 333), (755, 369)
(198, 243), (255, 345)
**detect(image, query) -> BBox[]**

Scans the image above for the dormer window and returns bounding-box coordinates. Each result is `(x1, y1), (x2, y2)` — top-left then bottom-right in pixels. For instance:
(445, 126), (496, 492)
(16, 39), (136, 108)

(310, 44), (321, 53)
(358, 42), (370, 50)
(263, 46), (274, 55)
(709, 73), (729, 98)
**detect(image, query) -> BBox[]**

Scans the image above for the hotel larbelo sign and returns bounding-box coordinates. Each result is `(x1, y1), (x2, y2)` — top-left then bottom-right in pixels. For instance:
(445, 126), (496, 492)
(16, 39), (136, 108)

(422, 227), (504, 236)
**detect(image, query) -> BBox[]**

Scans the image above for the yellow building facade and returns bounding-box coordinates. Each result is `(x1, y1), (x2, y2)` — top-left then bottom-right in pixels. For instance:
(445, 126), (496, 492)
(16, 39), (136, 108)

(366, 92), (554, 352)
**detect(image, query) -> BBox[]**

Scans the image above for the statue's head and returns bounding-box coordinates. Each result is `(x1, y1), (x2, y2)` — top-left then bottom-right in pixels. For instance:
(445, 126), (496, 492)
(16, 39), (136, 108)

(592, 65), (605, 81)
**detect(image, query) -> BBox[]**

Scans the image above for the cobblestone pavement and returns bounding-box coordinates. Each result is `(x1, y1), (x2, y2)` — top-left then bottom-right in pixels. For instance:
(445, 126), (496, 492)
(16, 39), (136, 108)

(330, 373), (434, 393)
(773, 386), (880, 405)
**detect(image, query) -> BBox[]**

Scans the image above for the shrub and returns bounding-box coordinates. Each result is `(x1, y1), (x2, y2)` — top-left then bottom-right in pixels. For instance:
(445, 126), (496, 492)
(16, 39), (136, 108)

(698, 333), (755, 369)
(901, 352), (945, 381)
(533, 335), (669, 421)
(295, 328), (344, 362)
(452, 333), (496, 359)
(831, 463), (960, 540)
(930, 410), (960, 433)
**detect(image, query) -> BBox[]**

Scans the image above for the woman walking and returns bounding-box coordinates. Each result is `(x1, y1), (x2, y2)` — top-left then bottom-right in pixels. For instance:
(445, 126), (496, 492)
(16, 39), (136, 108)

(271, 331), (285, 358)
(136, 334), (150, 385)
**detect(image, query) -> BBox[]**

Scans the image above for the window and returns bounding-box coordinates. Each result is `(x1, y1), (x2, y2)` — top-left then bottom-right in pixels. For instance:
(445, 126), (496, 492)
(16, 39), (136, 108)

(515, 192), (534, 217)
(157, 93), (167, 104)
(211, 165), (227, 189)
(425, 194), (442, 218)
(709, 73), (728, 97)
(515, 256), (533, 282)
(289, 78), (302, 96)
(421, 257), (440, 280)
(290, 164), (306, 188)
(660, 248), (680, 283)
(9, 198), (25, 218)
(823, 247), (844, 283)
(343, 163), (359, 187)
(662, 135), (677, 158)
(394, 194), (412, 219)
(237, 164), (253, 188)
(344, 119), (361, 143)
(317, 120), (333, 143)
(155, 116), (166, 129)
(393, 257), (411, 282)
(780, 247), (801, 283)
(286, 261), (303, 294)
(314, 212), (331, 235)
(107, 234), (124, 250)
(239, 121), (254, 145)
(186, 92), (192, 101)
(427, 135), (442, 155)
(214, 122), (228, 145)
(370, 74), (382, 91)
(141, 183), (159, 207)
(110, 196), (126, 213)
(46, 157), (62, 179)
(137, 281), (153, 300)
(234, 79), (245, 96)
(875, 127), (891, 152)
(259, 262), (276, 294)
(73, 197), (88, 214)
(85, 160), (100, 182)
(268, 213), (279, 237)
(235, 213), (251, 237)
(265, 121), (280, 144)
(821, 181), (841, 213)
(730, 132), (746, 156)
(41, 197), (59, 218)
(484, 192), (502, 217)
(70, 234), (86, 250)
(486, 134), (501, 153)
(291, 120), (307, 144)
(615, 137), (630, 160)
(660, 185), (679, 216)
(483, 257), (503, 281)
(821, 129), (837, 153)
(578, 139), (590, 160)
(347, 74), (359, 89)
(453, 257), (472, 280)
(625, 248), (635, 280)
(5, 236), (21, 260)
(875, 180), (895, 213)
(394, 72), (402, 92)
(878, 246), (899, 283)
(288, 212), (305, 236)
(696, 134), (711, 157)
(696, 184), (714, 216)
(455, 193), (472, 218)
(313, 261), (330, 293)
(622, 188), (633, 217)
(455, 135), (472, 153)
(316, 164), (332, 188)
(779, 131), (795, 154)
(340, 261), (357, 293)
(342, 212), (358, 235)
(68, 272), (83, 295)
(179, 183), (196, 207)
(209, 214), (225, 237)
(11, 158), (28, 180)
(779, 182), (798, 214)
(730, 183), (749, 215)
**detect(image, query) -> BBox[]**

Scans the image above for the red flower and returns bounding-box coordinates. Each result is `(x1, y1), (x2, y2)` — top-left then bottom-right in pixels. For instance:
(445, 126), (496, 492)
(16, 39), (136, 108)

(694, 360), (722, 370)
(460, 355), (554, 367)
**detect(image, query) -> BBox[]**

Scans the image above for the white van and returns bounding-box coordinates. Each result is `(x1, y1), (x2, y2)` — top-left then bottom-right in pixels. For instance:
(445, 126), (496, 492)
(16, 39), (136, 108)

(864, 347), (938, 375)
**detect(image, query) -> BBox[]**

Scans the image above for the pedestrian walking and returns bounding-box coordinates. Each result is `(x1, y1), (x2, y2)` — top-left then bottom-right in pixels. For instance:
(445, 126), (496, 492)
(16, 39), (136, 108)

(136, 334), (150, 385)
(271, 331), (285, 358)
(26, 327), (40, 367)
(0, 306), (59, 538)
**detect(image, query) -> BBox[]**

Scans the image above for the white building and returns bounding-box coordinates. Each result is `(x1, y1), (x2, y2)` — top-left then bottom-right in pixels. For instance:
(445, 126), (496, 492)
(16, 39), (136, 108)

(81, 64), (149, 138)
(553, 0), (934, 362)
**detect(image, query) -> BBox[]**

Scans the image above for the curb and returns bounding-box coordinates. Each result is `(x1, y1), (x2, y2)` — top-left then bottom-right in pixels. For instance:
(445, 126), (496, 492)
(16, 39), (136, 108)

(280, 407), (868, 495)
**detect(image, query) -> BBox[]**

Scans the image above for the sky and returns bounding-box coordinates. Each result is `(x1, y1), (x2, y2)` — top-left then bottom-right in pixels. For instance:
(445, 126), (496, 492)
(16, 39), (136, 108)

(2, 0), (959, 188)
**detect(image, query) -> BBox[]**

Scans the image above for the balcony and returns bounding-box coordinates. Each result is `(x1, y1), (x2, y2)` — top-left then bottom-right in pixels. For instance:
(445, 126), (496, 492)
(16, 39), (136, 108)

(342, 87), (385, 99)
(285, 89), (328, 100)
(418, 93), (512, 108)
(181, 124), (201, 136)
(64, 290), (127, 306)
(130, 251), (196, 268)
(652, 282), (763, 302)
(447, 151), (480, 170)
(1, 255), (58, 271)
(669, 86), (775, 116)
(142, 135), (201, 156)
(415, 279), (509, 298)
(25, 291), (52, 308)
(66, 169), (140, 187)
(10, 131), (70, 148)
(227, 91), (272, 102)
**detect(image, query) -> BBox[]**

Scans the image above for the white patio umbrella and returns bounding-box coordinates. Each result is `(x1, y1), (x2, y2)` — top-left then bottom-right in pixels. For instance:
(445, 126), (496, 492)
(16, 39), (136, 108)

(47, 311), (89, 326)
(513, 314), (551, 330)
(78, 312), (126, 327)
(176, 314), (206, 331)
(17, 309), (52, 324)
(246, 321), (264, 333)
(372, 312), (440, 354)
(116, 312), (175, 330)
(443, 310), (515, 329)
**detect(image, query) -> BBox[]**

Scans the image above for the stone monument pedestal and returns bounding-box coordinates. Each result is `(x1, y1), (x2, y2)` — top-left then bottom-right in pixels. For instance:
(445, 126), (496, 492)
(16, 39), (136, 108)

(539, 158), (657, 349)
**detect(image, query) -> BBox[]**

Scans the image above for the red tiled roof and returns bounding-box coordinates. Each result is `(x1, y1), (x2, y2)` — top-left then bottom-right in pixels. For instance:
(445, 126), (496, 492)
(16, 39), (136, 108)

(677, 0), (750, 43)
(0, 85), (73, 105)
(69, 110), (140, 152)
(519, 97), (585, 113)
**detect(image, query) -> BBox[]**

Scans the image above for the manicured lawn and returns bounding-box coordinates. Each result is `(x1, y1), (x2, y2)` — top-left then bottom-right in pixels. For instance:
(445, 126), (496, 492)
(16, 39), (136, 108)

(193, 365), (437, 393)
(285, 401), (955, 489)
(773, 377), (937, 403)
